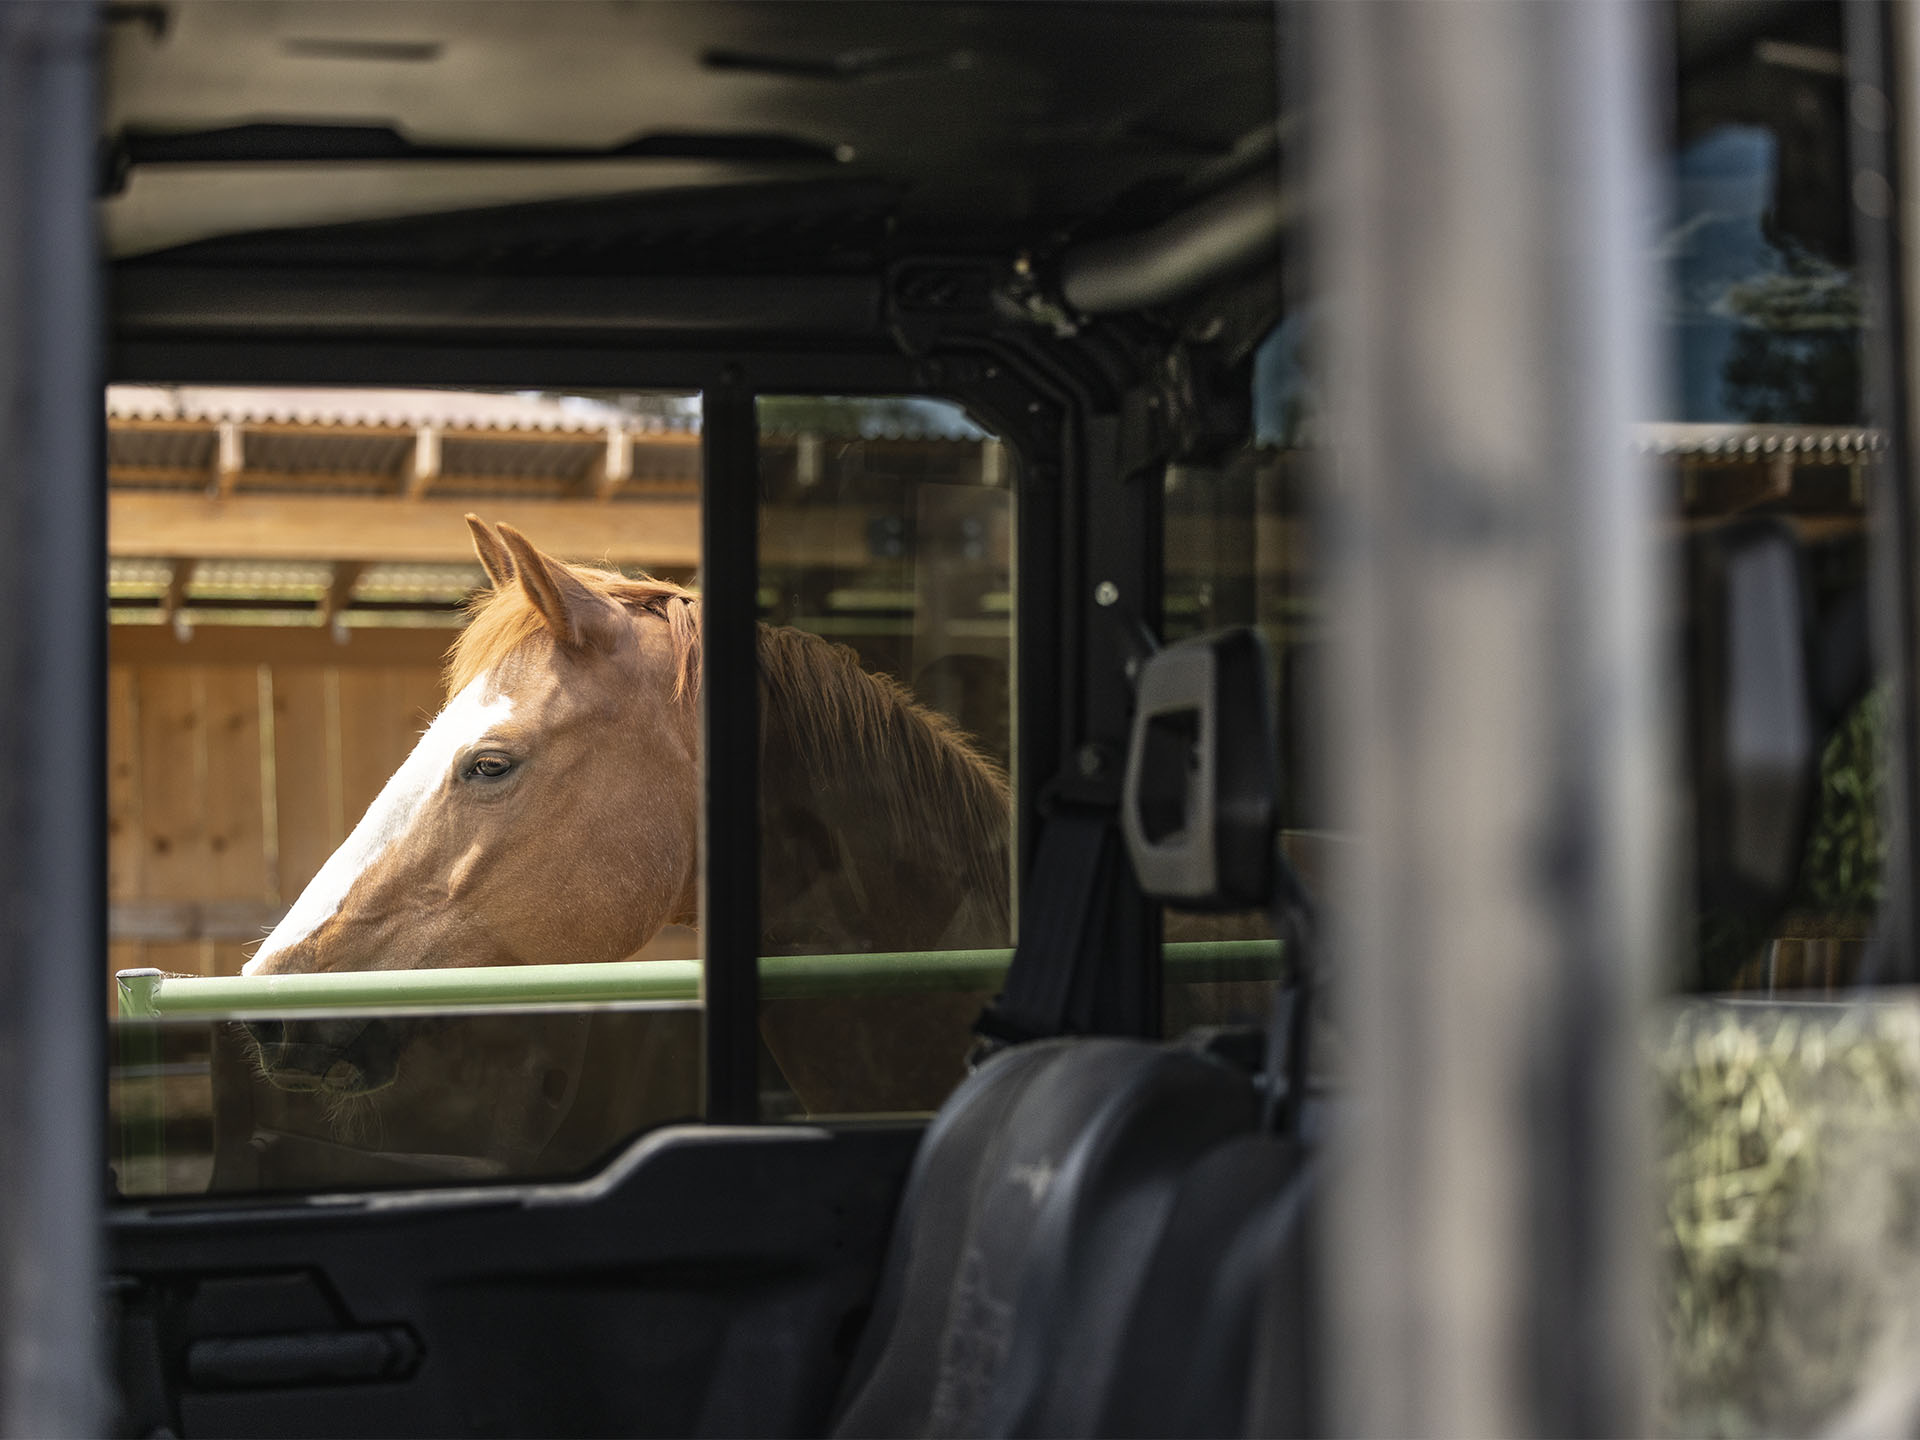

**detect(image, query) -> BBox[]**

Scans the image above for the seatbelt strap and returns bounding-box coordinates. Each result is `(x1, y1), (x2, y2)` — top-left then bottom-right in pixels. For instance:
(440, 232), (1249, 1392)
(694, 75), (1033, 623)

(1263, 840), (1318, 1138)
(973, 806), (1121, 1051)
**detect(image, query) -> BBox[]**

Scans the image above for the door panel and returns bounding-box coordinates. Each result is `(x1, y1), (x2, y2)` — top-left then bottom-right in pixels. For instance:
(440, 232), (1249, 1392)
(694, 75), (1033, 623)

(110, 1125), (920, 1438)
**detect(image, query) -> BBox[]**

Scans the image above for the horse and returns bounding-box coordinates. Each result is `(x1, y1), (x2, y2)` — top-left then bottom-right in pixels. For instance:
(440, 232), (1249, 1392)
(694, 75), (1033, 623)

(239, 516), (1012, 1124)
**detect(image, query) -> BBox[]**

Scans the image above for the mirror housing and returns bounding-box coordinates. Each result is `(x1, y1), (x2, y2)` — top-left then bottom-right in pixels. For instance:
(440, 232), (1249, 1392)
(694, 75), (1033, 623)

(1121, 626), (1279, 909)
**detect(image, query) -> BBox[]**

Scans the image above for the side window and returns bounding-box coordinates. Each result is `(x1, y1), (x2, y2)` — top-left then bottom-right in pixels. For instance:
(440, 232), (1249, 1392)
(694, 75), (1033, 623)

(753, 397), (1015, 1118)
(1159, 320), (1310, 1035)
(1662, 3), (1882, 994)
(110, 386), (708, 1196)
(1657, 6), (1903, 1435)
(108, 386), (1023, 1196)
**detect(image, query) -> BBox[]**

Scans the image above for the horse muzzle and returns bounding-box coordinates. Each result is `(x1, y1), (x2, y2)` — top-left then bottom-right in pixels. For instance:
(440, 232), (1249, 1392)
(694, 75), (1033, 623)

(241, 1017), (404, 1094)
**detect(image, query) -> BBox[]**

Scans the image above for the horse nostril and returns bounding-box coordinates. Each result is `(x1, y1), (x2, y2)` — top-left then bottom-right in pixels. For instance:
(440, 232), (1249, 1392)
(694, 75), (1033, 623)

(244, 1019), (284, 1050)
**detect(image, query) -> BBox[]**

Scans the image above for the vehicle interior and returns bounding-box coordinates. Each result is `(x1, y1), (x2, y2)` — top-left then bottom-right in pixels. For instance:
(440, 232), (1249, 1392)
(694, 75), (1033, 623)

(2, 0), (1917, 1435)
(93, 3), (1306, 1436)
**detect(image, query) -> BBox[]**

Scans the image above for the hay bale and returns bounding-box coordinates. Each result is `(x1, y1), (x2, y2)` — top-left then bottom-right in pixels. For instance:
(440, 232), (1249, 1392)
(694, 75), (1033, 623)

(1656, 1002), (1920, 1436)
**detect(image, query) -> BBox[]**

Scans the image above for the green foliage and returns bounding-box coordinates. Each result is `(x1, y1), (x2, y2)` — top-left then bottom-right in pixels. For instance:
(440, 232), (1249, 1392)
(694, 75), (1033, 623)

(1794, 686), (1889, 919)
(1720, 250), (1862, 424)
(1723, 254), (1861, 333)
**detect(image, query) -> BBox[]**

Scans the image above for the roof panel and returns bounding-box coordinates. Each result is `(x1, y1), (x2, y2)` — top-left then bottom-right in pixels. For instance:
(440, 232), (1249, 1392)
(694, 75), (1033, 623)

(102, 1), (1279, 258)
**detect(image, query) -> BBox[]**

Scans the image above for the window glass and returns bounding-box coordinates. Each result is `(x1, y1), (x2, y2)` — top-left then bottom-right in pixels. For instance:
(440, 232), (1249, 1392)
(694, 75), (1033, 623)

(753, 396), (1014, 1118)
(108, 386), (706, 1196)
(1661, 2), (1882, 994)
(1655, 5), (1901, 1434)
(1159, 320), (1313, 1036)
(1667, 12), (1860, 427)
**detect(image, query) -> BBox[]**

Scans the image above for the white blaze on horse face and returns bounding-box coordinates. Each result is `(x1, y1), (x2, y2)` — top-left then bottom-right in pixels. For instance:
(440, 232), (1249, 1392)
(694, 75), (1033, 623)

(244, 677), (514, 974)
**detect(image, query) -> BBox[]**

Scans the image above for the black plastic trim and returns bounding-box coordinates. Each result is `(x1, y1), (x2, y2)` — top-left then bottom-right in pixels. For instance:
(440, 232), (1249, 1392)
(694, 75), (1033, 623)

(700, 375), (763, 1123)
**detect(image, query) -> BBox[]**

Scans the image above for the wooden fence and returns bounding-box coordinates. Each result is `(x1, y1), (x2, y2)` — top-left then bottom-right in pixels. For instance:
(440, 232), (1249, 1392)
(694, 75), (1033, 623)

(109, 625), (445, 987)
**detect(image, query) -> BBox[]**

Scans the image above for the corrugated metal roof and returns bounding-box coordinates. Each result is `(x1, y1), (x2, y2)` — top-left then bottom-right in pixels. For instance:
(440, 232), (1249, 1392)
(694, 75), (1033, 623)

(106, 385), (701, 435)
(107, 424), (218, 474)
(101, 387), (1000, 627)
(106, 386), (998, 442)
(437, 433), (603, 478)
(1635, 423), (1884, 460)
(105, 388), (709, 498)
(239, 430), (418, 475)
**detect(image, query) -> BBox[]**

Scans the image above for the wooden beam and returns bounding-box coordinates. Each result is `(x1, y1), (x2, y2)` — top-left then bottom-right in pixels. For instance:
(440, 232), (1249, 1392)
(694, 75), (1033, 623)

(112, 623), (458, 668)
(111, 492), (705, 566)
(318, 561), (364, 627)
(113, 465), (704, 497)
(1672, 513), (1865, 541)
(111, 431), (702, 497)
(159, 557), (196, 620)
(113, 417), (409, 439)
(981, 438), (1007, 488)
(109, 492), (877, 569)
(404, 424), (441, 500)
(211, 420), (243, 496)
(590, 426), (633, 499)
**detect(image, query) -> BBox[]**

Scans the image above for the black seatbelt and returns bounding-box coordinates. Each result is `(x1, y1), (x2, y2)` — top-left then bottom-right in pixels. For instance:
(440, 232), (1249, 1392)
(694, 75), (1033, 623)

(973, 802), (1124, 1051)
(974, 610), (1153, 1057)
(1263, 841), (1318, 1138)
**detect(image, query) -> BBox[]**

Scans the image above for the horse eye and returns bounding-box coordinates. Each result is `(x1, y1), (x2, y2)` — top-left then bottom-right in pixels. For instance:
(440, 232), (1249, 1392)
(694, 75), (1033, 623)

(467, 753), (514, 780)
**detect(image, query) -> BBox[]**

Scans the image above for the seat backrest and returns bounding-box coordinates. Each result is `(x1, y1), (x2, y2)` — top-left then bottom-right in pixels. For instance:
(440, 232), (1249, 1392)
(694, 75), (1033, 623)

(1094, 1138), (1319, 1438)
(831, 1038), (1260, 1439)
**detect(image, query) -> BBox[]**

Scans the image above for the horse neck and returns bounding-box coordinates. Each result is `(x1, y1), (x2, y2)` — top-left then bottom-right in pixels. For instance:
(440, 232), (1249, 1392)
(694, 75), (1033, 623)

(755, 626), (1011, 950)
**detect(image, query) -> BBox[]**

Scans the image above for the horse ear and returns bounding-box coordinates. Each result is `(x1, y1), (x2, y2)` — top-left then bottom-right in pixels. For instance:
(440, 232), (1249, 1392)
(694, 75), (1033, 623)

(494, 522), (620, 651)
(465, 514), (516, 590)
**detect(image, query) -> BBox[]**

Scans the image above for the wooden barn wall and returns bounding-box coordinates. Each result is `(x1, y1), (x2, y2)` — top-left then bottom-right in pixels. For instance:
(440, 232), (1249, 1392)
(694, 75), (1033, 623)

(108, 628), (448, 995)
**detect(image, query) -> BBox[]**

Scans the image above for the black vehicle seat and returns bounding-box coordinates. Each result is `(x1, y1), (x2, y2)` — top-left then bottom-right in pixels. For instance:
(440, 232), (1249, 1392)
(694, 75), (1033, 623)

(1094, 1134), (1320, 1438)
(831, 1036), (1270, 1439)
(832, 624), (1320, 1437)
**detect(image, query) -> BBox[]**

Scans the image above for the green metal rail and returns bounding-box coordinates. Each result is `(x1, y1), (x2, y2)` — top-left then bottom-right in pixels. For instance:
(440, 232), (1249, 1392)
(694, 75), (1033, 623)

(114, 940), (1283, 1019)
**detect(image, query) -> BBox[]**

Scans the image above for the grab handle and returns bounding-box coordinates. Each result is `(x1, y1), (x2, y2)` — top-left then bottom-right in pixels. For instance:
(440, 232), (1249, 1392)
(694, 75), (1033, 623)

(186, 1326), (421, 1389)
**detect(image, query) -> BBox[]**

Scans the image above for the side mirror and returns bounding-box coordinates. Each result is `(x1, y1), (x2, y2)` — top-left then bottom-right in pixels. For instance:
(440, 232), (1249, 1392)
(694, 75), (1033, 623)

(1690, 521), (1822, 917)
(1121, 627), (1279, 909)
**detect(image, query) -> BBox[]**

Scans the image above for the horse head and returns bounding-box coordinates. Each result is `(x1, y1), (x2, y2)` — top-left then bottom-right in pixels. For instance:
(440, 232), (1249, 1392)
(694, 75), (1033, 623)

(241, 518), (701, 1093)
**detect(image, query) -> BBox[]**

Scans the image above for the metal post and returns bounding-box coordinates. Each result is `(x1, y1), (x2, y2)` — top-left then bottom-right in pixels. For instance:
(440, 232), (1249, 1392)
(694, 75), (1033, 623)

(0, 2), (103, 1434)
(700, 374), (762, 1123)
(1317, 3), (1660, 1434)
(1859, 0), (1920, 986)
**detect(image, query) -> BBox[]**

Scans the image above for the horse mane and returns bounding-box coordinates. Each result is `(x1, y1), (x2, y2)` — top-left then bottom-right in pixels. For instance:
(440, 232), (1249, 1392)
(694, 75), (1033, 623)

(756, 624), (1012, 914)
(446, 561), (1011, 927)
(447, 566), (700, 701)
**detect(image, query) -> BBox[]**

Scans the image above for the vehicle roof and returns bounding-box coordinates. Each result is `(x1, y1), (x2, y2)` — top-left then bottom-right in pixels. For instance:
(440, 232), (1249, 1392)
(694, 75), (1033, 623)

(104, 0), (1281, 270)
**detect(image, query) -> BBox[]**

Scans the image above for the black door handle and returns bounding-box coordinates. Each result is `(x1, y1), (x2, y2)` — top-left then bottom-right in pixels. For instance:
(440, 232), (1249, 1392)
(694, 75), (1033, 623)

(185, 1326), (421, 1389)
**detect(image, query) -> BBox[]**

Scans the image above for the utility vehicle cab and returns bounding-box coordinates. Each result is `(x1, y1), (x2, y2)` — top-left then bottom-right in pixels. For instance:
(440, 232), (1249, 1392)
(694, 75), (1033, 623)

(3, 0), (1920, 1435)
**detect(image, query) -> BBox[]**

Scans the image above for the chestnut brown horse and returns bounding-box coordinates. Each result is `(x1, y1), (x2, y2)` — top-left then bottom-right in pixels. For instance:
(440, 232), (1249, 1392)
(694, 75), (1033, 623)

(243, 517), (1011, 1114)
